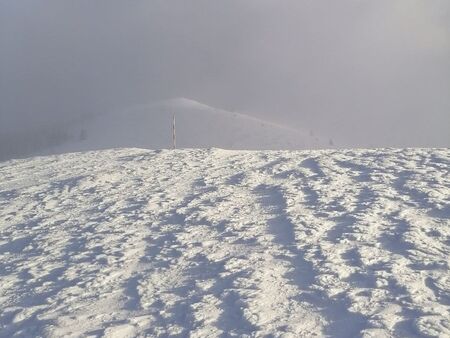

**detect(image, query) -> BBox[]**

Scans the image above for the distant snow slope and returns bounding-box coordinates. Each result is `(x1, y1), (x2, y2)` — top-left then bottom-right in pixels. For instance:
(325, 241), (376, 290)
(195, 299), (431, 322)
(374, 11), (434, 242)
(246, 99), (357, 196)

(0, 148), (449, 337)
(50, 98), (328, 155)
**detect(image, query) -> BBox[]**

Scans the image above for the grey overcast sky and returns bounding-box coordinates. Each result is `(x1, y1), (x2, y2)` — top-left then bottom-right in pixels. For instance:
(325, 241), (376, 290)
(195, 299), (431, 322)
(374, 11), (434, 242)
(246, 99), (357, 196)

(1, 0), (449, 151)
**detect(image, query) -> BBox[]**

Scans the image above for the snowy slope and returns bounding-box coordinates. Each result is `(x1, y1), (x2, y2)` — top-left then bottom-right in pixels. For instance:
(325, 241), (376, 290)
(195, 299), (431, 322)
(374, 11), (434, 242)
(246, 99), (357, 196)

(49, 98), (328, 155)
(0, 148), (449, 337)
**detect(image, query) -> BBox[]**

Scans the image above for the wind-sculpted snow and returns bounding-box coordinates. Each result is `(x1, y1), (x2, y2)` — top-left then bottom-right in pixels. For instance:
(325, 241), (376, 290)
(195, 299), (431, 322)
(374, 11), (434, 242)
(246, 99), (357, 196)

(0, 148), (449, 337)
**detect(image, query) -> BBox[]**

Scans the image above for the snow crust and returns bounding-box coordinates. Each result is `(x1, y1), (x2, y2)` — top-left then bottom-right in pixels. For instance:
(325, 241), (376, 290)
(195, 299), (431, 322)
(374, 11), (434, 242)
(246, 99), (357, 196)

(0, 148), (449, 337)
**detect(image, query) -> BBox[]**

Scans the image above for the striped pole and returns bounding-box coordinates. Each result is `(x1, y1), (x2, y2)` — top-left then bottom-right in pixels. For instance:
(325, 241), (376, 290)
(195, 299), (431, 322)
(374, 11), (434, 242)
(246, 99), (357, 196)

(172, 113), (176, 149)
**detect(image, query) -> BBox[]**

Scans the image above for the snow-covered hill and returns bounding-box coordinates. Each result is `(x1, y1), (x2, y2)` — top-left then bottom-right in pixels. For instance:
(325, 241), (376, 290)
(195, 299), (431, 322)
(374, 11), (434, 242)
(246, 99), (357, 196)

(49, 98), (328, 155)
(0, 148), (449, 337)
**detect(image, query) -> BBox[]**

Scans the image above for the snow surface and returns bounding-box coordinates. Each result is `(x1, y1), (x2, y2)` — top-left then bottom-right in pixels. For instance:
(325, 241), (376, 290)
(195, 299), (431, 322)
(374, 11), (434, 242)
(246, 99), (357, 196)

(0, 147), (449, 337)
(45, 98), (328, 157)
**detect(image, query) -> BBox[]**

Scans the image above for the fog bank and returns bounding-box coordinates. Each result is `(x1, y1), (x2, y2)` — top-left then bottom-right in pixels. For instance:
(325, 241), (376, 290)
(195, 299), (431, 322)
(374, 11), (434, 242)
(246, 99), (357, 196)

(1, 1), (449, 159)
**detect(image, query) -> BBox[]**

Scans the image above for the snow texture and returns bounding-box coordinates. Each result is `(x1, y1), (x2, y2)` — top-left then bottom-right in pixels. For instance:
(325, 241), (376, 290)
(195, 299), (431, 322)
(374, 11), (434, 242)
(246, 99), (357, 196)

(0, 148), (449, 337)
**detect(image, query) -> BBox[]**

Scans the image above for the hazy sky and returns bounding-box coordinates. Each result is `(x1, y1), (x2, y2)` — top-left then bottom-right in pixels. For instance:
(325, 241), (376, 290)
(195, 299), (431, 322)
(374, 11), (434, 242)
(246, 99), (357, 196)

(1, 0), (449, 152)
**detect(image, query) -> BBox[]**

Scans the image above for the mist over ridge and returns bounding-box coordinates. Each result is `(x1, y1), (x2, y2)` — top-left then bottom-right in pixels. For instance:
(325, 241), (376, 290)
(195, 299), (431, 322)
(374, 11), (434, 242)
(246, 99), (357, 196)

(1, 1), (449, 160)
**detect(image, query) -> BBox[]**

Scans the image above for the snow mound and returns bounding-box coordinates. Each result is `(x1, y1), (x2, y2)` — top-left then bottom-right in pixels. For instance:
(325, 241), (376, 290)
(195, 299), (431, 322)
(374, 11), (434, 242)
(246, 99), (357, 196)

(0, 148), (449, 337)
(51, 98), (328, 155)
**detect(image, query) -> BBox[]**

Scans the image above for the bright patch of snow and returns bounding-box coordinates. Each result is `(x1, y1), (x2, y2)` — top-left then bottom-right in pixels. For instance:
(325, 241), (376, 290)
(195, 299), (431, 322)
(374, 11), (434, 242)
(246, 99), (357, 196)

(47, 98), (328, 156)
(0, 148), (449, 337)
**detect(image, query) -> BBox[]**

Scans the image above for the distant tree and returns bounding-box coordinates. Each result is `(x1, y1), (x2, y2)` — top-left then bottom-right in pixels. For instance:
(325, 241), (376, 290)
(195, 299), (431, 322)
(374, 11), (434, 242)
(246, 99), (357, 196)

(79, 129), (87, 141)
